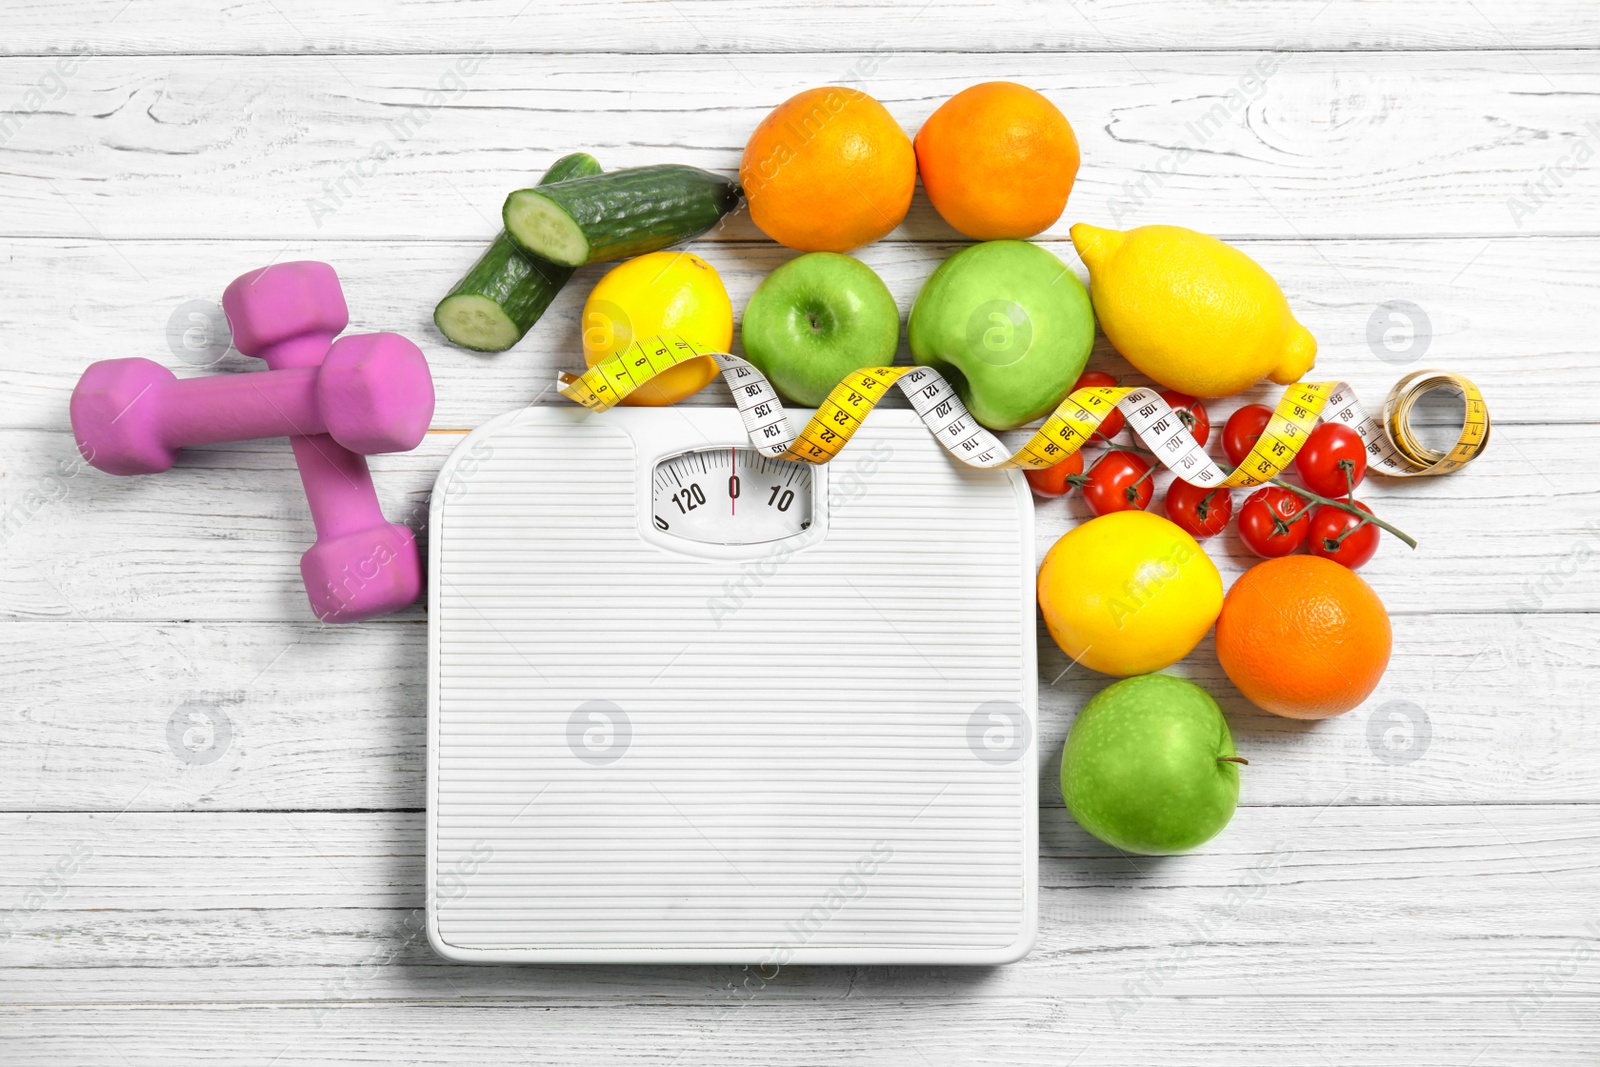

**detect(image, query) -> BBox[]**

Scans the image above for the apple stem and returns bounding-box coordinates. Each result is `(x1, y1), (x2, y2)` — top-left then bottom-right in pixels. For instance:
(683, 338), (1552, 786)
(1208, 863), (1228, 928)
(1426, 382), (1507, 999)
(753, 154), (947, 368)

(1216, 756), (1250, 765)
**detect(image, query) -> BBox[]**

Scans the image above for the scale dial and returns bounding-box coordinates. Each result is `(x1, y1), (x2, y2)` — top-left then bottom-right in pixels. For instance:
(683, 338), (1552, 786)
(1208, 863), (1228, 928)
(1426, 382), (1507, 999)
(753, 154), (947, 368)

(651, 447), (814, 546)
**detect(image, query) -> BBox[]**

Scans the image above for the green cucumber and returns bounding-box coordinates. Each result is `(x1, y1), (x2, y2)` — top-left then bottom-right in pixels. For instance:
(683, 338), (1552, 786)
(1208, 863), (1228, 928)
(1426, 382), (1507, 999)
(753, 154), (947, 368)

(434, 152), (603, 352)
(502, 164), (741, 268)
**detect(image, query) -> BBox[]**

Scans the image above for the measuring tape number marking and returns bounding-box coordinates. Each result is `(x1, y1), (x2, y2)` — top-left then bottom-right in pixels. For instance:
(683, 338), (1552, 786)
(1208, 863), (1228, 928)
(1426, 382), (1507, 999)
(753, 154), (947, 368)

(558, 335), (1489, 487)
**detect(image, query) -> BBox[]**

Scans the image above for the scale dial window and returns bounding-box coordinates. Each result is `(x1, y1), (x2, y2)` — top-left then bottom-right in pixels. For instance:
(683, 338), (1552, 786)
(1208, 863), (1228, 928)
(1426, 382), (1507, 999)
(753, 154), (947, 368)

(650, 447), (814, 546)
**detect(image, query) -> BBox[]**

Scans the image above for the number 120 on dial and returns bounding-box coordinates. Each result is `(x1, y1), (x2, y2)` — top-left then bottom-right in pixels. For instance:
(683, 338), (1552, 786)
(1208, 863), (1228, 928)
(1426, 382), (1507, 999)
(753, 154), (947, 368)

(651, 447), (814, 546)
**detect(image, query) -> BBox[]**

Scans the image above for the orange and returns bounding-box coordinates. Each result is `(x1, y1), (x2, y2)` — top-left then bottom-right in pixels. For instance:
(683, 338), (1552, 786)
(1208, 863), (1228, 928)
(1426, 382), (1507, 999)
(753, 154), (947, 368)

(741, 86), (916, 253)
(1215, 556), (1392, 720)
(914, 81), (1079, 240)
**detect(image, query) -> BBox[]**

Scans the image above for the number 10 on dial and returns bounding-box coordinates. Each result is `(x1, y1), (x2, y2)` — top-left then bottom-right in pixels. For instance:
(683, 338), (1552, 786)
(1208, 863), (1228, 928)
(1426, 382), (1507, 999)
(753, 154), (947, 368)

(651, 447), (814, 546)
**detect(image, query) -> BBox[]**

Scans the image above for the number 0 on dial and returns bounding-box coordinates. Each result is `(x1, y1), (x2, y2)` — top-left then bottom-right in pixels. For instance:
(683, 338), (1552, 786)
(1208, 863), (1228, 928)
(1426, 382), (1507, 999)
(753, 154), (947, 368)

(650, 447), (814, 546)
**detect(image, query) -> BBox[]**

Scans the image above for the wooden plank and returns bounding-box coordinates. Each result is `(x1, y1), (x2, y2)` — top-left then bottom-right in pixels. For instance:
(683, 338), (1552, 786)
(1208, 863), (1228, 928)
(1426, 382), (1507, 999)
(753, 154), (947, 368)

(4, 998), (1595, 1067)
(0, 620), (424, 812)
(1, 235), (1589, 433)
(1, 414), (1591, 623)
(1, 613), (1594, 811)
(1, 807), (1596, 1006)
(7, 1), (1598, 55)
(4, 52), (1600, 240)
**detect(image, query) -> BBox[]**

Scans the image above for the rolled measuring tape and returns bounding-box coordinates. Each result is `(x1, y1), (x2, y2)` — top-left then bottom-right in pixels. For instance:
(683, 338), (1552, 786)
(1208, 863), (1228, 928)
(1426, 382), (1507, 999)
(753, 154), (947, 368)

(558, 335), (1489, 488)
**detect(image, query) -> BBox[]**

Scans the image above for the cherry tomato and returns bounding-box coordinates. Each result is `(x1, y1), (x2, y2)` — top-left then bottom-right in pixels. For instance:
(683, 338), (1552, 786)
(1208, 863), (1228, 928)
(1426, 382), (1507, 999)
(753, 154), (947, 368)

(1308, 501), (1380, 570)
(1024, 450), (1085, 498)
(1163, 480), (1233, 539)
(1237, 487), (1312, 558)
(1073, 371), (1125, 443)
(1082, 450), (1154, 516)
(1223, 403), (1274, 467)
(1294, 423), (1368, 499)
(1158, 390), (1210, 446)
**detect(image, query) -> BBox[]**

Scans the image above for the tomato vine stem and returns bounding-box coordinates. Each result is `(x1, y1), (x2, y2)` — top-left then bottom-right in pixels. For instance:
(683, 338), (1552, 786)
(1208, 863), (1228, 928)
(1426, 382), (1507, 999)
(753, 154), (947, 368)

(1111, 440), (1419, 549)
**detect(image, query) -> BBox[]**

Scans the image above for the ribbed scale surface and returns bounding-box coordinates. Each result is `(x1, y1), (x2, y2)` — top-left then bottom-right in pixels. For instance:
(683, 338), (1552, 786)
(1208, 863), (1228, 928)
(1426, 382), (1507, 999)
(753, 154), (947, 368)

(428, 407), (1036, 962)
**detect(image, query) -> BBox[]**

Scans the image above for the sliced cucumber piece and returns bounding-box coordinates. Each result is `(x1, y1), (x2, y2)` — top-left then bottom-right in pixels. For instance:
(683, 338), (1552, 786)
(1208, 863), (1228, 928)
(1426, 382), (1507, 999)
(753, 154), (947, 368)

(434, 152), (602, 352)
(502, 164), (742, 268)
(502, 192), (592, 267)
(434, 289), (525, 352)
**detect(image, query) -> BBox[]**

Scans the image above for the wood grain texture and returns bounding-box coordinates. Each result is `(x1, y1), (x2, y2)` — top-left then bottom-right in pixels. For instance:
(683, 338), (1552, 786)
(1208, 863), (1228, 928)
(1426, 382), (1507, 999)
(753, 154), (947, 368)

(4, 52), (1600, 241)
(1, 613), (1593, 812)
(1, 236), (1590, 432)
(3, 806), (1596, 1005)
(8, 1), (1600, 54)
(4, 998), (1596, 1067)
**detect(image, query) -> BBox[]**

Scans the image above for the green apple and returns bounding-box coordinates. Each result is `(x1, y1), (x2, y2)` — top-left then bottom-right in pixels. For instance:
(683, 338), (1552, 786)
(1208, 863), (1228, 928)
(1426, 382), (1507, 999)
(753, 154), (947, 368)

(1060, 674), (1242, 855)
(907, 240), (1094, 430)
(740, 252), (900, 407)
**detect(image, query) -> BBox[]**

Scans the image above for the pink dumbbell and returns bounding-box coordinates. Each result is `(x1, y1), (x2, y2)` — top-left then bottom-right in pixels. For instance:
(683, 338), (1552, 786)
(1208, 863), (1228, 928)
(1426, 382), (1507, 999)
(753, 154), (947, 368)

(222, 261), (426, 624)
(70, 335), (434, 475)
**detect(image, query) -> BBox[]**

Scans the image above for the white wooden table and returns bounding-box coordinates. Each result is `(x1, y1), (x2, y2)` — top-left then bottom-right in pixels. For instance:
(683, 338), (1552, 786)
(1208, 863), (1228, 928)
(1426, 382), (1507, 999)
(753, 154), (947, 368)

(4, 3), (1597, 1063)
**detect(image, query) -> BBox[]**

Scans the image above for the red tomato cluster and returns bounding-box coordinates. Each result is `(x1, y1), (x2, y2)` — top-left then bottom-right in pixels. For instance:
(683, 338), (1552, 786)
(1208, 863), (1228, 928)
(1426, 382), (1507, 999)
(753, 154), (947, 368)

(1024, 376), (1393, 570)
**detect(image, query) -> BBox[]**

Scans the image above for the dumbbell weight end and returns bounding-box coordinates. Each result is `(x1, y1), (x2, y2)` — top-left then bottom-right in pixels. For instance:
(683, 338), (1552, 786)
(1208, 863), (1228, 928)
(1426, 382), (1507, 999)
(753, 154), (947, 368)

(289, 433), (423, 623)
(71, 359), (331, 475)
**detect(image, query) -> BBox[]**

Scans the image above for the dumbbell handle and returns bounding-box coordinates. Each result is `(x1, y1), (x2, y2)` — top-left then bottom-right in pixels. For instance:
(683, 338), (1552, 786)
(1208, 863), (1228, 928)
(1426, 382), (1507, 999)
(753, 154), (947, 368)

(252, 331), (333, 370)
(146, 365), (332, 449)
(287, 432), (385, 541)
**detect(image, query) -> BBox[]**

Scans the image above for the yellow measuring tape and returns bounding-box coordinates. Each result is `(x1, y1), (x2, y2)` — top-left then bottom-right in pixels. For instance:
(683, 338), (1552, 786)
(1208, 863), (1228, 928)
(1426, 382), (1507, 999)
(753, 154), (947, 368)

(558, 335), (1489, 488)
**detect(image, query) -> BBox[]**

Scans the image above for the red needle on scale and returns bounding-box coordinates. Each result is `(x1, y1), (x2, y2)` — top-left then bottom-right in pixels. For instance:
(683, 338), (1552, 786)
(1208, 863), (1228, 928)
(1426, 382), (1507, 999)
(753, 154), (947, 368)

(730, 447), (736, 516)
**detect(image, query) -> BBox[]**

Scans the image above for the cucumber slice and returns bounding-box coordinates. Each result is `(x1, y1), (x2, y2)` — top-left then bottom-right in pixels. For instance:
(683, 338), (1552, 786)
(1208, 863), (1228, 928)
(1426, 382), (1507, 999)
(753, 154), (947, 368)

(434, 152), (602, 352)
(433, 288), (525, 352)
(502, 164), (742, 268)
(502, 194), (591, 267)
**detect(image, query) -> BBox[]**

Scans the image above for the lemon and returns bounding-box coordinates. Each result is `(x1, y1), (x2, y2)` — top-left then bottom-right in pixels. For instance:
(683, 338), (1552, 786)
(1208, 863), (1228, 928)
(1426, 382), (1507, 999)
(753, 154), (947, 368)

(1037, 511), (1223, 677)
(582, 251), (732, 406)
(1070, 223), (1316, 397)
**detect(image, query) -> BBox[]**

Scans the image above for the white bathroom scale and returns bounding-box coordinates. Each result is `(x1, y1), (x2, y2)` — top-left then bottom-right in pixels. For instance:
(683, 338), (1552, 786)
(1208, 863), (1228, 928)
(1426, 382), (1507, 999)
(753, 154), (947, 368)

(426, 404), (1037, 964)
